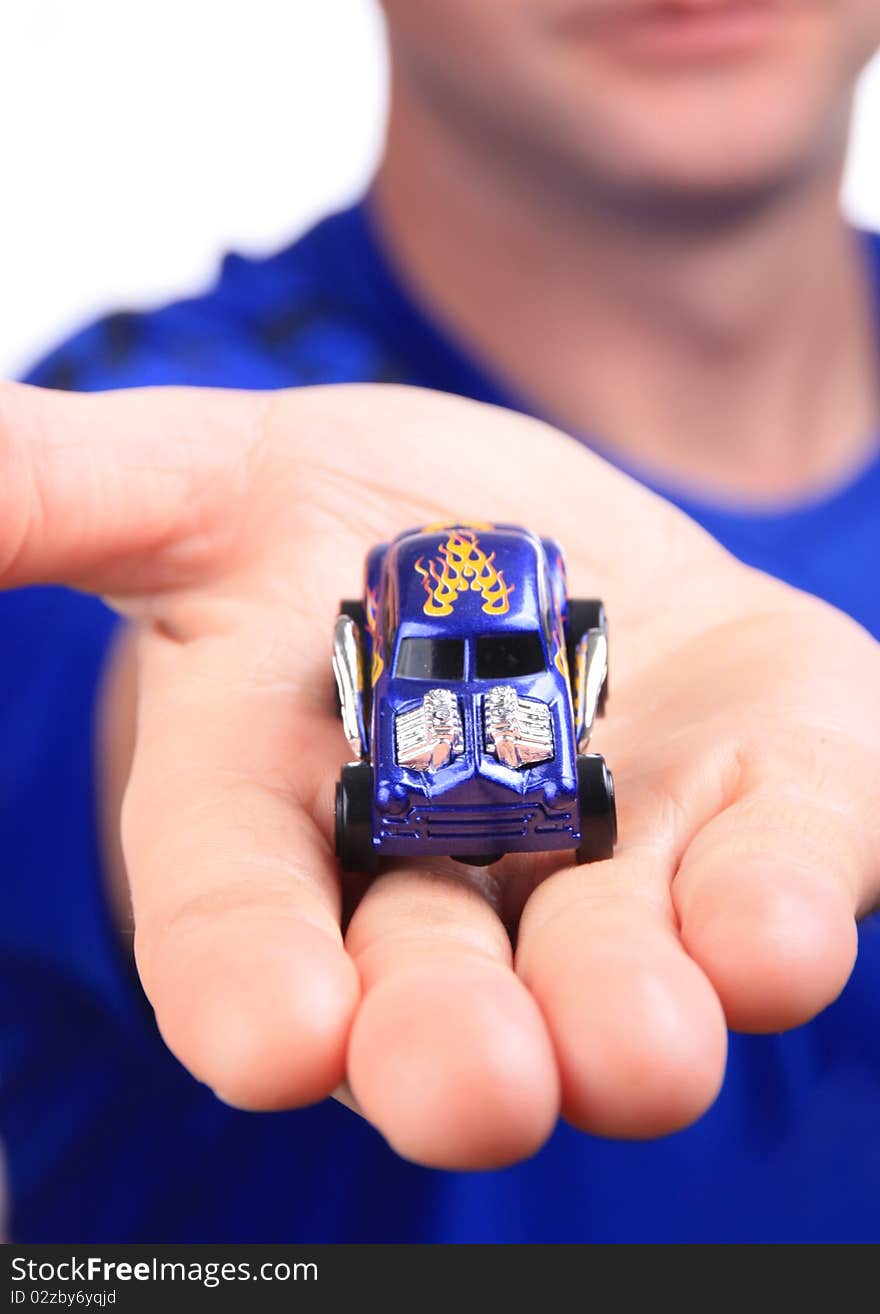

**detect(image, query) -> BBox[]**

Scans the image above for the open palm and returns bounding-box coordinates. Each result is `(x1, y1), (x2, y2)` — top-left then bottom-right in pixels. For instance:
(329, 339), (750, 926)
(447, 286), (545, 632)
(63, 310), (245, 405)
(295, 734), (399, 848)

(2, 380), (878, 1168)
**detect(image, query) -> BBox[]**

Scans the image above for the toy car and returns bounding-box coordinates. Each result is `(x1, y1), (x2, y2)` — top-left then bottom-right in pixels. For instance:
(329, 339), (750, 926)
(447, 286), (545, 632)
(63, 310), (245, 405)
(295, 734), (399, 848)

(332, 523), (616, 874)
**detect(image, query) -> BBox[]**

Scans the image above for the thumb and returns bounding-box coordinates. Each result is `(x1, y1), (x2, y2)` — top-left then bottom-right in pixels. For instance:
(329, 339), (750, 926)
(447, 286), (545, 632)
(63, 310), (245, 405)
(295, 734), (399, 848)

(0, 381), (267, 596)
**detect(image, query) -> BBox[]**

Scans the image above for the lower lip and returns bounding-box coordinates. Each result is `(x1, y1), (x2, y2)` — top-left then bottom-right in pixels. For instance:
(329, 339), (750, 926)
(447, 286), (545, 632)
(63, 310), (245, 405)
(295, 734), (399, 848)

(564, 2), (789, 64)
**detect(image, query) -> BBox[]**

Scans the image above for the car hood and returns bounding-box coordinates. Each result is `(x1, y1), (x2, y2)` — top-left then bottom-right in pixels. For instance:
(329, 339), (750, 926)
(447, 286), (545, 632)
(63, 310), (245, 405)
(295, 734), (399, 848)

(373, 672), (577, 806)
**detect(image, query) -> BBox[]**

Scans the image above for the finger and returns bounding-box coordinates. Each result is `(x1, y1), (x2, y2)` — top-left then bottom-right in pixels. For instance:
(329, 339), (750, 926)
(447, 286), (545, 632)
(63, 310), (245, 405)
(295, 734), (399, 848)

(0, 381), (267, 594)
(673, 786), (870, 1033)
(0, 381), (725, 651)
(332, 1080), (367, 1121)
(516, 841), (727, 1140)
(125, 624), (359, 1110)
(345, 863), (559, 1169)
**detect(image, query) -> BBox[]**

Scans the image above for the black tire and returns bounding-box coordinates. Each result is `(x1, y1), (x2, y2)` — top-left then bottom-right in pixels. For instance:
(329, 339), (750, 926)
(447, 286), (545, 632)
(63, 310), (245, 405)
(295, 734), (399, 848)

(334, 599), (369, 719)
(566, 599), (608, 716)
(451, 853), (503, 867)
(339, 598), (366, 630)
(335, 761), (378, 875)
(575, 753), (617, 863)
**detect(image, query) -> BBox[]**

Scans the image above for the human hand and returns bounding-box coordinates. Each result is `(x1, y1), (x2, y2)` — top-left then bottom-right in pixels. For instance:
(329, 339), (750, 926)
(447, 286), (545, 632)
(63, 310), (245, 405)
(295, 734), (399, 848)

(2, 381), (877, 1167)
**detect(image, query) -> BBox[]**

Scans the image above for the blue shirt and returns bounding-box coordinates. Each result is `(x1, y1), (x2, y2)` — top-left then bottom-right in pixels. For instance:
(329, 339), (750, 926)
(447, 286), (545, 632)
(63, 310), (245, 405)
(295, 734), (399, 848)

(4, 204), (880, 1242)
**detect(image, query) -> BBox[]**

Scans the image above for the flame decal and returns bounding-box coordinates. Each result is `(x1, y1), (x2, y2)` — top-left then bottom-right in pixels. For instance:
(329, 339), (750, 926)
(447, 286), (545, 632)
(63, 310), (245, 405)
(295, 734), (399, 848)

(414, 528), (515, 618)
(552, 554), (569, 680)
(365, 585), (384, 684)
(554, 552), (568, 611)
(553, 621), (569, 681)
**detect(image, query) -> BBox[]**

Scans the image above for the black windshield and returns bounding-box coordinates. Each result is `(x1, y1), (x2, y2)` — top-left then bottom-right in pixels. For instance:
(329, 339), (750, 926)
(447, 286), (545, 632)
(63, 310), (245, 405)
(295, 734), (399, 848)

(475, 632), (545, 680)
(395, 637), (465, 681)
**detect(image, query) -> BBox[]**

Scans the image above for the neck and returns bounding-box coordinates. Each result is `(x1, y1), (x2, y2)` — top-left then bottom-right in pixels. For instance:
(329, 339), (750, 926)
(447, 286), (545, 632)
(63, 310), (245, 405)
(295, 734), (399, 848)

(373, 81), (880, 507)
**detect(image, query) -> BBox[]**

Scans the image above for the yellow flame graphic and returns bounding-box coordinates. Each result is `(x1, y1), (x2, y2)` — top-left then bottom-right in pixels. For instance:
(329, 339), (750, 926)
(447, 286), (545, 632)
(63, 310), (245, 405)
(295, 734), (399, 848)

(414, 529), (515, 618)
(365, 585), (384, 684)
(553, 625), (569, 681)
(551, 554), (569, 679)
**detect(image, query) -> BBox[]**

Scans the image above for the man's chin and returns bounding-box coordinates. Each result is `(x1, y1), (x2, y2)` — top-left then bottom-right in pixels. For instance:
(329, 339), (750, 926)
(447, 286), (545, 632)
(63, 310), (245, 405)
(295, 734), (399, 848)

(562, 123), (848, 231)
(528, 53), (855, 226)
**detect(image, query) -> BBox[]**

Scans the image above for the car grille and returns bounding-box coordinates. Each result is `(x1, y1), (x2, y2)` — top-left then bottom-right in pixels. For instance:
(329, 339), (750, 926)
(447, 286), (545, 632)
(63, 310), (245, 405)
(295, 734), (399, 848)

(379, 801), (573, 841)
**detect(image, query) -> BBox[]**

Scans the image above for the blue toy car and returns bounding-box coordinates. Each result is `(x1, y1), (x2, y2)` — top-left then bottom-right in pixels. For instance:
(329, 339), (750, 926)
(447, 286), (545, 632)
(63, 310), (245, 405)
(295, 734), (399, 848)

(333, 524), (616, 873)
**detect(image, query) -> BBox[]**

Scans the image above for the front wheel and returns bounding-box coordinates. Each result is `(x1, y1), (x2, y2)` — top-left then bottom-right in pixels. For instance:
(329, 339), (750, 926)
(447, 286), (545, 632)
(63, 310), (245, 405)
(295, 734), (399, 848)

(575, 753), (617, 863)
(335, 761), (378, 875)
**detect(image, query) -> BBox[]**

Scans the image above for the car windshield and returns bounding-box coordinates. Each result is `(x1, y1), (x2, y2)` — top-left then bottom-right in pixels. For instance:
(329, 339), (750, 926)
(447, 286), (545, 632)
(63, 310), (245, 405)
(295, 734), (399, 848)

(395, 636), (465, 681)
(475, 631), (546, 680)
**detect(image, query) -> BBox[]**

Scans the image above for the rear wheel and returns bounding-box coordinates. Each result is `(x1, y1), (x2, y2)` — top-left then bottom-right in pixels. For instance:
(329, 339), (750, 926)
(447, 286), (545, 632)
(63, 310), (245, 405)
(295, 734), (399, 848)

(575, 753), (617, 863)
(334, 598), (369, 719)
(566, 598), (609, 715)
(335, 761), (378, 875)
(339, 598), (366, 630)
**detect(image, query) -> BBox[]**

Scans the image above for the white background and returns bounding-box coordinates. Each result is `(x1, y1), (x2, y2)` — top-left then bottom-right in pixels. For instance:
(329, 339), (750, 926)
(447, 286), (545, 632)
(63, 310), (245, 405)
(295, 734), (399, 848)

(1, 0), (878, 378)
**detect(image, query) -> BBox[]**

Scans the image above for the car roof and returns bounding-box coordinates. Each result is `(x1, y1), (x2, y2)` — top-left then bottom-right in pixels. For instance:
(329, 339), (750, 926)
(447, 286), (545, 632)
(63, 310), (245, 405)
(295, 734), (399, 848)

(389, 524), (545, 636)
